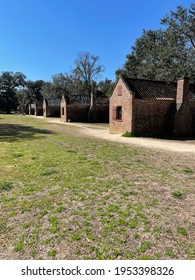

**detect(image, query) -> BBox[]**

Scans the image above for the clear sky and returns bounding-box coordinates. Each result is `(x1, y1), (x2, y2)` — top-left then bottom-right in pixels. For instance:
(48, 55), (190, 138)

(0, 0), (193, 82)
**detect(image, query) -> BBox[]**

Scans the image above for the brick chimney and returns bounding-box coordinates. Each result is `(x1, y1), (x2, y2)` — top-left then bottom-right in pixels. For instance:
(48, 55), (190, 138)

(174, 77), (192, 136)
(176, 77), (189, 110)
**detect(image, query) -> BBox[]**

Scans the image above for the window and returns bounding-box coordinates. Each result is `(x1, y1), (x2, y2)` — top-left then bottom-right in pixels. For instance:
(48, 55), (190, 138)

(116, 106), (122, 120)
(118, 85), (122, 96)
(113, 106), (122, 121)
(62, 107), (65, 115)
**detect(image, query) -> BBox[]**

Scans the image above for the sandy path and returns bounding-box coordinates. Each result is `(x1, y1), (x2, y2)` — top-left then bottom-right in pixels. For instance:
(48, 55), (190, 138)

(36, 117), (195, 154)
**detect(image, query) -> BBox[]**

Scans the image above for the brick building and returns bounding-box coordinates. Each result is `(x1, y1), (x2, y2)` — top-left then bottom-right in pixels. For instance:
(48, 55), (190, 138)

(28, 101), (45, 116)
(109, 75), (195, 137)
(43, 98), (60, 118)
(61, 93), (109, 123)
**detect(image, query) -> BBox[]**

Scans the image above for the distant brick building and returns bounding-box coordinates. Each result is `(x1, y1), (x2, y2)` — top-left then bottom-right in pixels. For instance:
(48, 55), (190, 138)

(43, 98), (60, 118)
(29, 101), (46, 116)
(109, 75), (195, 137)
(61, 93), (109, 123)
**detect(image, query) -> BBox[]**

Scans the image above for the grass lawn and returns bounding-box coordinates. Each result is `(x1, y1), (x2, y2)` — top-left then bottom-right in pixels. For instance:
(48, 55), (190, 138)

(0, 114), (194, 260)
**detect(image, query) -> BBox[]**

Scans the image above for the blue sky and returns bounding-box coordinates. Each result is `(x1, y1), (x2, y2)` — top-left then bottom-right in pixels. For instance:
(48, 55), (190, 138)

(0, 0), (193, 82)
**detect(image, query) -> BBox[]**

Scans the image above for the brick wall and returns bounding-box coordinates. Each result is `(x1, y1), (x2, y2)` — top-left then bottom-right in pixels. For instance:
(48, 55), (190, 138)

(88, 105), (109, 123)
(132, 100), (175, 136)
(43, 102), (60, 117)
(109, 78), (133, 134)
(189, 101), (195, 135)
(67, 104), (90, 122)
(45, 106), (60, 117)
(176, 78), (189, 110)
(60, 96), (67, 121)
(174, 102), (192, 136)
(35, 102), (43, 116)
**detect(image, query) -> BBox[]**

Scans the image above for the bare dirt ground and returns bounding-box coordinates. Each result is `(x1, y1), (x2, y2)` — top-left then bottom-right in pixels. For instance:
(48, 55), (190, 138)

(37, 117), (195, 154)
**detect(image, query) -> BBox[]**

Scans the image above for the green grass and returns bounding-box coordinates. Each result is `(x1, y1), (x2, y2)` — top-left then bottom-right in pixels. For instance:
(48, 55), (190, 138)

(171, 191), (184, 199)
(177, 226), (188, 237)
(0, 114), (194, 260)
(0, 181), (14, 192)
(122, 131), (134, 137)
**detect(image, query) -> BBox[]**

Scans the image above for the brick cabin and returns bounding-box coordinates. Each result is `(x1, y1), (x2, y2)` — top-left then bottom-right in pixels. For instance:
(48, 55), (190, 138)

(28, 103), (35, 115)
(61, 93), (109, 123)
(34, 101), (43, 116)
(109, 75), (195, 137)
(43, 98), (61, 118)
(28, 101), (45, 116)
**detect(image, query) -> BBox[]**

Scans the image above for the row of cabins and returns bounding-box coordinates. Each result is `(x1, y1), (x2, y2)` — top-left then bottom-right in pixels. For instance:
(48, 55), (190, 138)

(29, 93), (109, 123)
(29, 76), (195, 137)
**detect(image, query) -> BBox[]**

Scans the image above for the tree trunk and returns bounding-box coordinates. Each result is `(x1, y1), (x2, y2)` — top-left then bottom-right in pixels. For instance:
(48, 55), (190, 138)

(90, 91), (94, 109)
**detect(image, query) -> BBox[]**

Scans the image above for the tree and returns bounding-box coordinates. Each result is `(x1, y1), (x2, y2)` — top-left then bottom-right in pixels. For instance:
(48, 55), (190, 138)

(51, 73), (81, 101)
(41, 82), (58, 99)
(161, 4), (195, 49)
(0, 71), (26, 113)
(16, 88), (30, 113)
(73, 52), (105, 106)
(97, 78), (114, 97)
(116, 4), (195, 82)
(26, 80), (44, 103)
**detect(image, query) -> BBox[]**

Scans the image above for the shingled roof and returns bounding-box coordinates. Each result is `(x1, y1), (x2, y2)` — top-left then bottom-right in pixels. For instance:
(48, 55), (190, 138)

(45, 98), (61, 106)
(121, 75), (177, 100)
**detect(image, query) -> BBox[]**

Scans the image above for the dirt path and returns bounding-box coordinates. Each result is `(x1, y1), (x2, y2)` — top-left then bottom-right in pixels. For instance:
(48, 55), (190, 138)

(37, 117), (195, 154)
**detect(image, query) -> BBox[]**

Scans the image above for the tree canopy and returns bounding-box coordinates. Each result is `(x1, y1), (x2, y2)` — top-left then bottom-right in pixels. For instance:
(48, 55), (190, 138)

(116, 3), (195, 82)
(0, 53), (112, 113)
(0, 71), (26, 113)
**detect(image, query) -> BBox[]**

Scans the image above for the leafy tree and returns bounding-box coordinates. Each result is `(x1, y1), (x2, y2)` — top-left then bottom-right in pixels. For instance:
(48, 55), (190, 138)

(52, 73), (84, 101)
(161, 4), (195, 49)
(16, 88), (30, 113)
(26, 80), (44, 103)
(97, 78), (114, 97)
(0, 71), (26, 113)
(41, 82), (58, 99)
(116, 4), (195, 82)
(73, 52), (105, 106)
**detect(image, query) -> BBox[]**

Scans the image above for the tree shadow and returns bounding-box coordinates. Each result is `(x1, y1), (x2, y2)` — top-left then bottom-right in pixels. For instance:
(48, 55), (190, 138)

(0, 124), (54, 142)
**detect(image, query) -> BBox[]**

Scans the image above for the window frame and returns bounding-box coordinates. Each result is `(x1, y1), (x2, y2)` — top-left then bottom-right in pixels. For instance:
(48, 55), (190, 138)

(113, 106), (122, 121)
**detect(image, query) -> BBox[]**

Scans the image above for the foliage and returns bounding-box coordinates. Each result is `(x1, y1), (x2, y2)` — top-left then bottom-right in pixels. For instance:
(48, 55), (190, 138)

(26, 80), (44, 102)
(0, 53), (108, 111)
(41, 82), (58, 99)
(0, 71), (26, 113)
(161, 4), (195, 49)
(116, 4), (195, 82)
(51, 73), (85, 101)
(98, 78), (114, 97)
(16, 89), (30, 113)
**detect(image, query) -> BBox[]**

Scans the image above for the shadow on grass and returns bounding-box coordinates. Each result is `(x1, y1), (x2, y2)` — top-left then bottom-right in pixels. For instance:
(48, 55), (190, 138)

(0, 124), (54, 142)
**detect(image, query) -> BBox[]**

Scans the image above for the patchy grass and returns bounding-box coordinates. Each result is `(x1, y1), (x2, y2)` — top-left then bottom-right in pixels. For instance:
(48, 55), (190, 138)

(0, 114), (195, 260)
(0, 181), (14, 192)
(171, 191), (184, 199)
(177, 226), (188, 237)
(122, 131), (134, 137)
